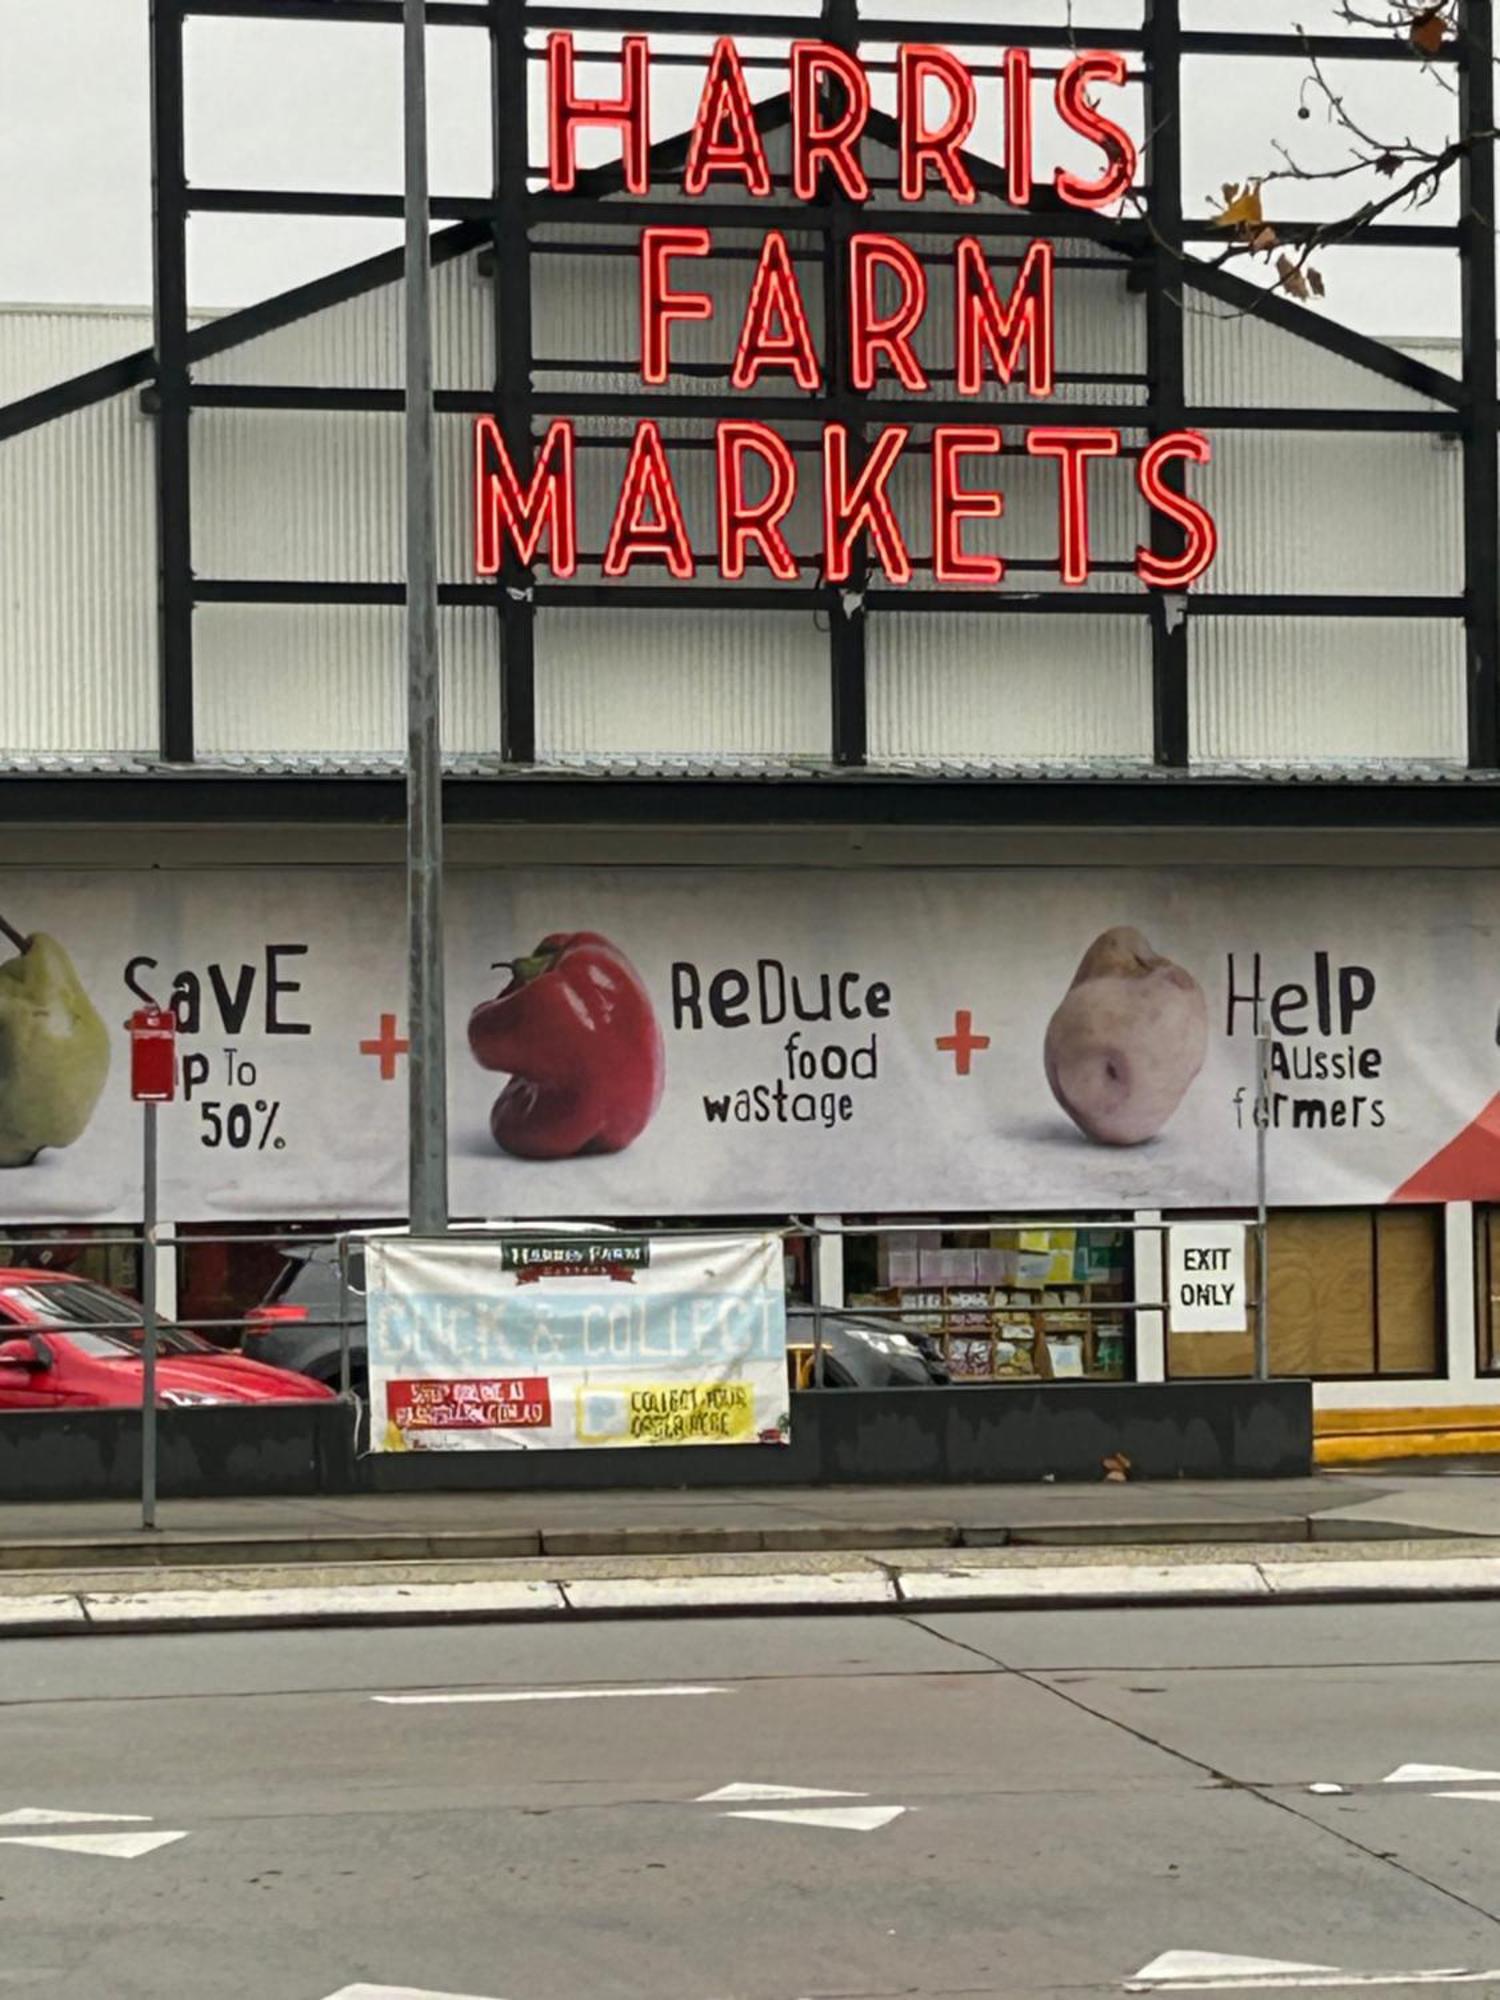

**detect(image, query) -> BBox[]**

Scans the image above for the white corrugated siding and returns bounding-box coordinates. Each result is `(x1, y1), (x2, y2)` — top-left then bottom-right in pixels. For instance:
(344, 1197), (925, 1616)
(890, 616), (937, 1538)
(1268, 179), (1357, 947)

(868, 612), (1153, 761)
(192, 253), (491, 392)
(193, 604), (498, 755)
(1189, 616), (1466, 763)
(1189, 305), (1454, 411)
(192, 409), (473, 582)
(535, 608), (829, 758)
(0, 307), (215, 406)
(1206, 431), (1462, 597)
(0, 390), (157, 753)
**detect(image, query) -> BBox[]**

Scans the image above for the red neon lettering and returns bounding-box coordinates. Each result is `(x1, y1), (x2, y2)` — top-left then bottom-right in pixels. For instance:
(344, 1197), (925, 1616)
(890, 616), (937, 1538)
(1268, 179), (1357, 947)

(547, 33), (651, 196)
(933, 427), (1005, 586)
(733, 231), (821, 391)
(1055, 52), (1137, 211)
(1005, 48), (1034, 209)
(684, 38), (772, 196)
(850, 236), (930, 394)
(603, 422), (696, 579)
(1026, 426), (1121, 585)
(955, 238), (1055, 398)
(790, 42), (871, 202)
(640, 227), (714, 385)
(717, 421), (801, 581)
(897, 45), (977, 204)
(473, 417), (577, 580)
(1136, 430), (1218, 589)
(823, 425), (913, 586)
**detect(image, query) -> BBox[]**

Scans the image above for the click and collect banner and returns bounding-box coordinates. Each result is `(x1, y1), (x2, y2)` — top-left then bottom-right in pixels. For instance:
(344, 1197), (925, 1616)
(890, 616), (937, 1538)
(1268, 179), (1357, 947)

(2, 863), (1500, 1219)
(365, 1233), (790, 1451)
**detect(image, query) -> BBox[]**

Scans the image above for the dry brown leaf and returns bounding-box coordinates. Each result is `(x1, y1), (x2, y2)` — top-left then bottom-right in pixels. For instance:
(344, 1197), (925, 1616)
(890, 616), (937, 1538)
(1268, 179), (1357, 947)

(1308, 267), (1327, 298)
(1212, 182), (1264, 230)
(1248, 224), (1279, 255)
(1410, 7), (1448, 56)
(1277, 252), (1312, 301)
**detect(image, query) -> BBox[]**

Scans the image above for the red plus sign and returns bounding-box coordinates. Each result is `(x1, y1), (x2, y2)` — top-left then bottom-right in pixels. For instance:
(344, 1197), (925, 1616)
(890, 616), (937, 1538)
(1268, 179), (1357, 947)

(936, 1009), (991, 1077)
(360, 1013), (410, 1081)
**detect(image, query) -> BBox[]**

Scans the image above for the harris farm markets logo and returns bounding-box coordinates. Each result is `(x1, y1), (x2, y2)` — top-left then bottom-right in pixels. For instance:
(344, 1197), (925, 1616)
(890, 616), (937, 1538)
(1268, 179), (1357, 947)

(472, 34), (1220, 594)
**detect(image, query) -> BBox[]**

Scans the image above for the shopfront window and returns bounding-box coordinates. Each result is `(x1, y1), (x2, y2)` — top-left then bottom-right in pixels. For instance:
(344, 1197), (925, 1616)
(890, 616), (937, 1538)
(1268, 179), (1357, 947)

(175, 1221), (367, 1348)
(1474, 1208), (1500, 1373)
(0, 1223), (140, 1299)
(845, 1221), (1134, 1381)
(1169, 1207), (1442, 1379)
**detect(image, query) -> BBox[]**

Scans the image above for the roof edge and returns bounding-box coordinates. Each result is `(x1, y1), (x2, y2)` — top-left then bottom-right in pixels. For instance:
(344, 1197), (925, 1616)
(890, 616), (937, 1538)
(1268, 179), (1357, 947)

(0, 88), (1466, 434)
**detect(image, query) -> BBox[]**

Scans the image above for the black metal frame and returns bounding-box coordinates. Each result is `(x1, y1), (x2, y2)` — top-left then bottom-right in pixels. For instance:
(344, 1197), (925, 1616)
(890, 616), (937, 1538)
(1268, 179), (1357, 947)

(8, 1), (1496, 816)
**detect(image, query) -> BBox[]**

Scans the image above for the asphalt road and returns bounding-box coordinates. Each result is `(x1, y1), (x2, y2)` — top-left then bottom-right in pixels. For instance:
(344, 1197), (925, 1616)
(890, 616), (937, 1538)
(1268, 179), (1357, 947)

(7, 1605), (1500, 1998)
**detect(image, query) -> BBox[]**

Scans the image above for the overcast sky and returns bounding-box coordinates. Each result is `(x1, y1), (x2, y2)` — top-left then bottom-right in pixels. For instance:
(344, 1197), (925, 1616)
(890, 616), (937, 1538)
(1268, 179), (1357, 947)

(0, 0), (1468, 346)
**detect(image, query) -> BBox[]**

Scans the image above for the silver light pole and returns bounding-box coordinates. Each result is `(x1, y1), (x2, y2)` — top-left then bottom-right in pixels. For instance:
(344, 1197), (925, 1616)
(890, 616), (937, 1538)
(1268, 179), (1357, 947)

(404, 0), (449, 1238)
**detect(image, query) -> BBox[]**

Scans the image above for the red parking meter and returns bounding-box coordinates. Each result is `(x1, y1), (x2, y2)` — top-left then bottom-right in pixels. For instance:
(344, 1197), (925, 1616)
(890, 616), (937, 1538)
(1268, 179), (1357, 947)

(127, 1008), (177, 1103)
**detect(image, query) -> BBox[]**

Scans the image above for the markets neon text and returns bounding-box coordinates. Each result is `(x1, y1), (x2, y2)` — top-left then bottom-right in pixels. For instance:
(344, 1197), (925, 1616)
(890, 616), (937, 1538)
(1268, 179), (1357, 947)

(475, 34), (1219, 590)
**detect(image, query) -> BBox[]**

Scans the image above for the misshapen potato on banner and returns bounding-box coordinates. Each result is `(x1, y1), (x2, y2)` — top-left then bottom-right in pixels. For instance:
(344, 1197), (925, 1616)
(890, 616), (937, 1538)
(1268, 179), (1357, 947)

(365, 1233), (790, 1453)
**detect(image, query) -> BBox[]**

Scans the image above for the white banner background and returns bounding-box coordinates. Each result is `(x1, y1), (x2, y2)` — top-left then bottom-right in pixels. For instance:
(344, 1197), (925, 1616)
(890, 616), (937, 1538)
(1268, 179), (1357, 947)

(0, 864), (1496, 1218)
(366, 1232), (789, 1451)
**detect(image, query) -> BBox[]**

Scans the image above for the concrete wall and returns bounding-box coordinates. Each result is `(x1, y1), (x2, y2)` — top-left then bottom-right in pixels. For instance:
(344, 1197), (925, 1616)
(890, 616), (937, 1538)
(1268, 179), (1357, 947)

(0, 1382), (1311, 1502)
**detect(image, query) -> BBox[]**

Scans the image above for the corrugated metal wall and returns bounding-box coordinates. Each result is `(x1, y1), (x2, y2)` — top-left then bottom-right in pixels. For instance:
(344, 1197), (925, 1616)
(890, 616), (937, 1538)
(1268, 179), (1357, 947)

(0, 390), (158, 754)
(1190, 616), (1467, 763)
(1208, 431), (1462, 598)
(1189, 308), (1454, 412)
(192, 410), (473, 583)
(867, 612), (1153, 762)
(534, 608), (829, 759)
(194, 604), (498, 756)
(0, 307), (214, 406)
(193, 253), (489, 392)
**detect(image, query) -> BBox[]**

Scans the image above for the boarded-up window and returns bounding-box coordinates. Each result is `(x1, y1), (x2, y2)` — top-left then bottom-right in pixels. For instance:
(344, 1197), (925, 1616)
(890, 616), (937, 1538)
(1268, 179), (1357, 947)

(1475, 1209), (1500, 1373)
(1169, 1208), (1441, 1379)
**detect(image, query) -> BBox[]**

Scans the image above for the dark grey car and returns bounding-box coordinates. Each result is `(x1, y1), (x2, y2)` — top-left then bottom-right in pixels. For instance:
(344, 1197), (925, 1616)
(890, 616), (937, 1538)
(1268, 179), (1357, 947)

(242, 1241), (947, 1394)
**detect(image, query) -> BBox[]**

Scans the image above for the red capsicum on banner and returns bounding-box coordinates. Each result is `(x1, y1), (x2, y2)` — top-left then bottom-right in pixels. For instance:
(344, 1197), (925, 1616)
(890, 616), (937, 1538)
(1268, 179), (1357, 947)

(468, 932), (666, 1160)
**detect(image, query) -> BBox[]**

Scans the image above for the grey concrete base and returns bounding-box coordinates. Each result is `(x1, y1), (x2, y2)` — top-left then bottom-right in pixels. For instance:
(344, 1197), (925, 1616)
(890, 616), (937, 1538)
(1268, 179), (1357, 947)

(0, 1380), (1312, 1504)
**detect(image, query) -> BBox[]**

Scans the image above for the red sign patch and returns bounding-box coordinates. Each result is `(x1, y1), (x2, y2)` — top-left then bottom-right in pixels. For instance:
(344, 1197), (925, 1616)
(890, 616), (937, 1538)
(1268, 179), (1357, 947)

(387, 1377), (552, 1431)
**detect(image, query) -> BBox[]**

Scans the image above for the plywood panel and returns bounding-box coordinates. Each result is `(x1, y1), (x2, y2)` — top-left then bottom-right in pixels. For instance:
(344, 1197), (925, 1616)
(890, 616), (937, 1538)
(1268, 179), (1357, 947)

(1375, 1209), (1440, 1375)
(1268, 1211), (1374, 1377)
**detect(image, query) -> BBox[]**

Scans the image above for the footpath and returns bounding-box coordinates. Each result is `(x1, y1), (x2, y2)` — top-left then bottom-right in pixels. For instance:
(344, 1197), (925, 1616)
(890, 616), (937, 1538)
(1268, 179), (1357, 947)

(0, 1469), (1499, 1636)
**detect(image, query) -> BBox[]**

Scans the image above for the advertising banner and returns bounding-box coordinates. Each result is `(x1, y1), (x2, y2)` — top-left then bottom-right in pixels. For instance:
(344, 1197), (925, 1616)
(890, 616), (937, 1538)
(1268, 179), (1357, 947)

(1, 864), (1499, 1219)
(365, 1232), (789, 1452)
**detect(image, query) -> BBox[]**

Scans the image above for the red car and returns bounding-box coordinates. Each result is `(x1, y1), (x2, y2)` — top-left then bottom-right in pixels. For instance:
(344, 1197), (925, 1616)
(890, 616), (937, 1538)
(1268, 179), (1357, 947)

(0, 1270), (337, 1409)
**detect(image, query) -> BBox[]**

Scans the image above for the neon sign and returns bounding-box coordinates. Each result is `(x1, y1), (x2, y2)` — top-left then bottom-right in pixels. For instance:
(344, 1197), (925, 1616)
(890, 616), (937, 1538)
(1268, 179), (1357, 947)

(476, 34), (1219, 591)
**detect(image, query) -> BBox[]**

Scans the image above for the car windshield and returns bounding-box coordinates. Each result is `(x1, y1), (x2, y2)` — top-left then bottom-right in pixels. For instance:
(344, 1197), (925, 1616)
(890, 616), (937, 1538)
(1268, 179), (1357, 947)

(4, 1283), (213, 1356)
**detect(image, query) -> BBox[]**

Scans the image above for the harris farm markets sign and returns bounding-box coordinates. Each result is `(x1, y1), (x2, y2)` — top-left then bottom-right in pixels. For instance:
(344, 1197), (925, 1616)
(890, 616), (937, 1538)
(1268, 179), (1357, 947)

(473, 35), (1218, 591)
(4, 866), (1500, 1221)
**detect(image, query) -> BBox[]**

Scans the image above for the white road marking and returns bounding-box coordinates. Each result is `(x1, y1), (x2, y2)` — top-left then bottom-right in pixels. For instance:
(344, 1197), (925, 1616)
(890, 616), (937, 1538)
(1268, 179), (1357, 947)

(1306, 1785), (1347, 1796)
(723, 1804), (908, 1833)
(1129, 1953), (1335, 1987)
(0, 1809), (152, 1827)
(1382, 1763), (1500, 1784)
(1126, 1950), (1500, 1991)
(323, 1987), (507, 2000)
(696, 1782), (865, 1804)
(372, 1684), (727, 1707)
(0, 1830), (188, 1860)
(1434, 1788), (1500, 1803)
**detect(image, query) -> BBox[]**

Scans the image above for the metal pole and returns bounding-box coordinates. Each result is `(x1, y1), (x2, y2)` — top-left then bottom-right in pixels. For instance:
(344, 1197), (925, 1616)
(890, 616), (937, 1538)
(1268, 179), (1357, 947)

(810, 1228), (826, 1390)
(1254, 1028), (1271, 1381)
(337, 1233), (353, 1400)
(141, 1101), (160, 1532)
(405, 0), (449, 1238)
